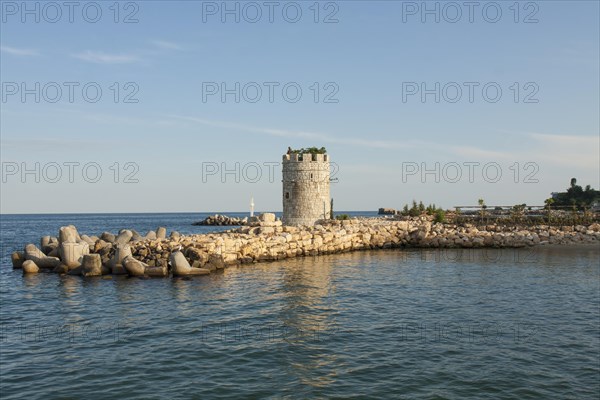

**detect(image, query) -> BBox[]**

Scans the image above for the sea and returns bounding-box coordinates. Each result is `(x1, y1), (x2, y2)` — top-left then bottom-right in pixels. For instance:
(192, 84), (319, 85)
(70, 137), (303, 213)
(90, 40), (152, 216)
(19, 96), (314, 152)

(0, 213), (599, 399)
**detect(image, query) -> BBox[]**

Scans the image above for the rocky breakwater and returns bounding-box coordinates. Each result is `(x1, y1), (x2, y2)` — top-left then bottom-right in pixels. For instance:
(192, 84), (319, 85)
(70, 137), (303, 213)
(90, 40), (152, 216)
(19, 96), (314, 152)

(10, 214), (600, 278)
(192, 214), (248, 226)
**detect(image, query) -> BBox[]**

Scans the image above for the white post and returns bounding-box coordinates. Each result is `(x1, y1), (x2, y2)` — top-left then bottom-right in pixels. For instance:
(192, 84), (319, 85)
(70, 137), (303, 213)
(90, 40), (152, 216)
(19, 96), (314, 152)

(250, 196), (255, 217)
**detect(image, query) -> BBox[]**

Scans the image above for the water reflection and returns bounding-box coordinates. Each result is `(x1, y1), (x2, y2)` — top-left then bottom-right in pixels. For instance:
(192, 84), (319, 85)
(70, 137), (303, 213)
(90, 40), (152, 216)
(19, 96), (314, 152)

(22, 272), (43, 292)
(276, 255), (341, 388)
(171, 277), (195, 316)
(58, 275), (81, 301)
(0, 245), (598, 398)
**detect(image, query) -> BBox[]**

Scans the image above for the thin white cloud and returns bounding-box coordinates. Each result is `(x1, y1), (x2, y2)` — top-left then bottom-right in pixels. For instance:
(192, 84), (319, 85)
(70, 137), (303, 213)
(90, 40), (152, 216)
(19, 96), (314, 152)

(447, 133), (599, 170)
(152, 40), (184, 51)
(0, 137), (108, 151)
(529, 132), (598, 147)
(448, 145), (512, 160)
(168, 115), (414, 150)
(72, 50), (140, 64)
(529, 133), (599, 169)
(0, 45), (38, 56)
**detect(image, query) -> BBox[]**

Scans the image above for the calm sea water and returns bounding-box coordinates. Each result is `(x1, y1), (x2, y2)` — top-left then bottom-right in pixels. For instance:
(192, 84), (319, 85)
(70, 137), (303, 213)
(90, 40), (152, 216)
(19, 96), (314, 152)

(0, 213), (599, 399)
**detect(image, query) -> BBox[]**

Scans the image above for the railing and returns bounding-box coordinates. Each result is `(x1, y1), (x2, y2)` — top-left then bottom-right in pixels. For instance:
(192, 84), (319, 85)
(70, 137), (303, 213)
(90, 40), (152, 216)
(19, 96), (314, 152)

(451, 205), (600, 226)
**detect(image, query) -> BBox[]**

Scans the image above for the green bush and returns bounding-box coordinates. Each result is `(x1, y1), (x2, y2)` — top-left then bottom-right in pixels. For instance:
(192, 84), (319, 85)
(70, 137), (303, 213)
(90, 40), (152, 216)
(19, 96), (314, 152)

(290, 147), (327, 155)
(434, 209), (446, 223)
(335, 214), (350, 220)
(401, 201), (445, 219)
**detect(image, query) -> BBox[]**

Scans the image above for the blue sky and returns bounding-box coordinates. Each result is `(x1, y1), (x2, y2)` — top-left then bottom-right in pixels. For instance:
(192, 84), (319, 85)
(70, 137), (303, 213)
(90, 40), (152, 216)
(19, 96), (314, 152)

(1, 0), (599, 213)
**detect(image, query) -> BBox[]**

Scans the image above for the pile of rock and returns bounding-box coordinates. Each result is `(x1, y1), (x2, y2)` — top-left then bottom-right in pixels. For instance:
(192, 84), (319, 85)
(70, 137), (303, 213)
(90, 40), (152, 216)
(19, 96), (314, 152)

(11, 214), (600, 279)
(11, 225), (192, 277)
(192, 214), (248, 226)
(378, 208), (398, 215)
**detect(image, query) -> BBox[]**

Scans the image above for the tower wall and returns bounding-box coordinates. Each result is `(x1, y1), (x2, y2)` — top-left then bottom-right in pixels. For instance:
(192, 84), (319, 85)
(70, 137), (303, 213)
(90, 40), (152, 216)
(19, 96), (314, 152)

(282, 153), (331, 226)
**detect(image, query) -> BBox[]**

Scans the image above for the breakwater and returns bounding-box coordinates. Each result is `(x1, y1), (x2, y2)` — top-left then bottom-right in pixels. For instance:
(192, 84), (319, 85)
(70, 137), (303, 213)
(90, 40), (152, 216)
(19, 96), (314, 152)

(10, 213), (600, 277)
(191, 214), (248, 226)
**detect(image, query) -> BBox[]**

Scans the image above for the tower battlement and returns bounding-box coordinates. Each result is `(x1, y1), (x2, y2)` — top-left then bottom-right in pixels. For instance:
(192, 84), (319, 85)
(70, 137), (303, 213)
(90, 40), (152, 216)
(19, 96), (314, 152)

(282, 153), (329, 162)
(282, 151), (331, 226)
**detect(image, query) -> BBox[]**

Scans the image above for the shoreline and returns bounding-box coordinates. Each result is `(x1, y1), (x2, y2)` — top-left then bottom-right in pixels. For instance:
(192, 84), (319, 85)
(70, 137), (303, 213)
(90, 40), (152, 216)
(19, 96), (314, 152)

(10, 214), (600, 277)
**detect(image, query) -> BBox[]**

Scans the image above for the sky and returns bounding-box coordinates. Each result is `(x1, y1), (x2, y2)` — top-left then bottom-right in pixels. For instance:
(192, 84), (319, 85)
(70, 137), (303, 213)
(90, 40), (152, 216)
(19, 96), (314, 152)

(1, 0), (599, 214)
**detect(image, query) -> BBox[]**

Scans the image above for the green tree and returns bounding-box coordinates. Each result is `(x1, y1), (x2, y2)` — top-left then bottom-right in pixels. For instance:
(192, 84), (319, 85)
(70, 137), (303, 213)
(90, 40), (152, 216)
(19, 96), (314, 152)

(478, 198), (487, 221)
(402, 204), (409, 215)
(330, 198), (334, 220)
(554, 178), (599, 209)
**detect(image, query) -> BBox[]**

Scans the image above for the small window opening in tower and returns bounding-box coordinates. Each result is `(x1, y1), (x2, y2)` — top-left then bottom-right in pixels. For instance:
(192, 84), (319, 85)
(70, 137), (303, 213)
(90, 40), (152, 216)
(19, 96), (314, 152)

(285, 192), (290, 199)
(310, 173), (313, 179)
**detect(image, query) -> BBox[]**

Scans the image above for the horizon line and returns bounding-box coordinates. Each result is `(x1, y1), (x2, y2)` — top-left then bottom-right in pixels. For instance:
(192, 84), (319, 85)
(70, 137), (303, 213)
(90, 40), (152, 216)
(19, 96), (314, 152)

(0, 210), (378, 216)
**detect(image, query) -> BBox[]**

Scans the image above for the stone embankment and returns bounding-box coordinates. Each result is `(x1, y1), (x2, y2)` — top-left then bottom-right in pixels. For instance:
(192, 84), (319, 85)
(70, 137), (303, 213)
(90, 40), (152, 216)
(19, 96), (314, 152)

(11, 213), (600, 278)
(192, 214), (248, 226)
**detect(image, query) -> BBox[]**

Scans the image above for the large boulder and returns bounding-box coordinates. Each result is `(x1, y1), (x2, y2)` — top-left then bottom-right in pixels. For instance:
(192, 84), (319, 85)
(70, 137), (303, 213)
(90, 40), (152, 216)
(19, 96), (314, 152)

(80, 235), (96, 247)
(145, 231), (157, 240)
(259, 227), (275, 235)
(110, 244), (132, 266)
(110, 244), (132, 275)
(47, 247), (59, 258)
(122, 256), (147, 277)
(259, 213), (276, 224)
(22, 260), (40, 274)
(94, 240), (112, 255)
(59, 241), (90, 269)
(185, 247), (209, 266)
(41, 235), (51, 248)
(170, 251), (210, 276)
(100, 232), (116, 243)
(130, 230), (143, 241)
(81, 254), (102, 277)
(40, 236), (58, 254)
(145, 266), (168, 277)
(24, 244), (60, 268)
(11, 251), (25, 269)
(59, 225), (79, 244)
(156, 227), (167, 240)
(205, 254), (225, 270)
(115, 230), (133, 245)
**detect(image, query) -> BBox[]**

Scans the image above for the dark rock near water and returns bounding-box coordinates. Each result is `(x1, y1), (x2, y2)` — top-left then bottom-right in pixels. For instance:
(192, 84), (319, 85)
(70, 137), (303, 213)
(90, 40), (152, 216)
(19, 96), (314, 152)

(192, 214), (248, 226)
(82, 254), (103, 277)
(101, 232), (116, 243)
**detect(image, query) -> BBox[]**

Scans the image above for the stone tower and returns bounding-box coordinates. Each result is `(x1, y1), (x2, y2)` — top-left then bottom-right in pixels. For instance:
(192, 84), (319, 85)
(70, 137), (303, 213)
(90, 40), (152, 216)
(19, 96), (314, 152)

(282, 151), (331, 226)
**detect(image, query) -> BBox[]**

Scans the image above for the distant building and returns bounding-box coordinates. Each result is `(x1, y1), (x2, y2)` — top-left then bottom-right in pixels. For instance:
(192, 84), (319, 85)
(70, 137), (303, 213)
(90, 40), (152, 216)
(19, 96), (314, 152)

(282, 151), (330, 226)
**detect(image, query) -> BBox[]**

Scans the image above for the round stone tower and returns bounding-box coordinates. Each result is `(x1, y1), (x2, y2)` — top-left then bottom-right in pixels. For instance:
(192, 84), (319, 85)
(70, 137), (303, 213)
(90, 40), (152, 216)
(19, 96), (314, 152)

(282, 151), (331, 226)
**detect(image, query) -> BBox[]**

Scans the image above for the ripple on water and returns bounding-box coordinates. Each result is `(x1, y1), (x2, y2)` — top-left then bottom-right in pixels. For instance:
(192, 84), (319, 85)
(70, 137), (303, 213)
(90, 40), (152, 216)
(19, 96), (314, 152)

(1, 220), (599, 399)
